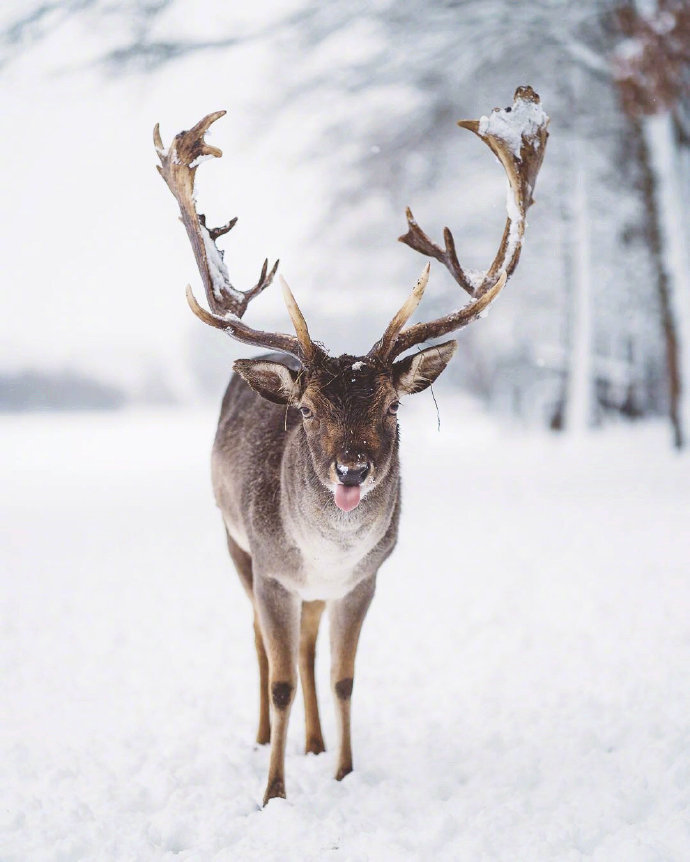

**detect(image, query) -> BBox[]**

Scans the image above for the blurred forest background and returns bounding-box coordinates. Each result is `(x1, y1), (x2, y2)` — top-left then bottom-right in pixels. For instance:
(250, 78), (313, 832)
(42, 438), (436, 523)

(1, 0), (689, 446)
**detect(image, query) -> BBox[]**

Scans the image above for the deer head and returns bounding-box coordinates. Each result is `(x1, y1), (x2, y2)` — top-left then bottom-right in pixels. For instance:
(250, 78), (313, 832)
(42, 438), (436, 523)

(154, 89), (549, 511)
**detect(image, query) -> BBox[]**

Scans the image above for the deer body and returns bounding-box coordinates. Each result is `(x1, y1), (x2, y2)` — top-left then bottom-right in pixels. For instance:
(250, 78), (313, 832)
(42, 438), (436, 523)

(154, 87), (548, 805)
(211, 353), (408, 796)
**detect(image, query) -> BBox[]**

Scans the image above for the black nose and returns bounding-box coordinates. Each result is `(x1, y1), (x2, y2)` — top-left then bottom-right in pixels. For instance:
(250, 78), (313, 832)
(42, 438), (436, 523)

(336, 462), (370, 486)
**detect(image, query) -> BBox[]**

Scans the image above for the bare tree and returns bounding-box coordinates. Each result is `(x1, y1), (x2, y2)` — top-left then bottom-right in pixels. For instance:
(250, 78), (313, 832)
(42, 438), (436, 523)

(614, 0), (690, 448)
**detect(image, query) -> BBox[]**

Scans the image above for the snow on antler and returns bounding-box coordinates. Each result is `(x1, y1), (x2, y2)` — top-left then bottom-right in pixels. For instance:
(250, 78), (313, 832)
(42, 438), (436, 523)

(388, 86), (549, 361)
(478, 91), (549, 159)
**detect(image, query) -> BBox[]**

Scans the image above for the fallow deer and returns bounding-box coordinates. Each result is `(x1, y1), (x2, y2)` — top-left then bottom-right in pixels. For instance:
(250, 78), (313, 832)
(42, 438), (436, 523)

(154, 86), (548, 805)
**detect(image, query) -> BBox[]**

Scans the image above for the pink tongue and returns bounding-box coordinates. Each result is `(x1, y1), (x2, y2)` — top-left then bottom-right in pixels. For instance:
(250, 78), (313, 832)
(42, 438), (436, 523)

(334, 484), (361, 512)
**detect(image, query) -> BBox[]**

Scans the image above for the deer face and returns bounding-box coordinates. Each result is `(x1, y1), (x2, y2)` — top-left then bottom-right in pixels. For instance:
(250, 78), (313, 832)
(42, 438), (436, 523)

(234, 341), (456, 511)
(297, 356), (400, 510)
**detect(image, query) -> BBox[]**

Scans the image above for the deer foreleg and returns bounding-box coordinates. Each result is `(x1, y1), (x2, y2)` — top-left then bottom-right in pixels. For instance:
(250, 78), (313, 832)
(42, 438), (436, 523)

(328, 576), (376, 781)
(255, 576), (301, 805)
(252, 613), (271, 745)
(299, 600), (326, 755)
(223, 531), (271, 746)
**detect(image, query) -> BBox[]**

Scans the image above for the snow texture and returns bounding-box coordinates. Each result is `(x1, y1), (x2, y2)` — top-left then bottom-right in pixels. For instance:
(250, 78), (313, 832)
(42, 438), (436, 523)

(503, 177), (524, 270)
(2, 406), (690, 860)
(199, 220), (244, 306)
(464, 268), (487, 290)
(188, 153), (216, 170)
(478, 96), (548, 159)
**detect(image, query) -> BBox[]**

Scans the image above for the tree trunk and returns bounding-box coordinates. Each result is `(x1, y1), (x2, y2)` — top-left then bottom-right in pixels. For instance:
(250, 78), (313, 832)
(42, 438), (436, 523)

(564, 143), (593, 434)
(633, 114), (685, 449)
(643, 112), (690, 447)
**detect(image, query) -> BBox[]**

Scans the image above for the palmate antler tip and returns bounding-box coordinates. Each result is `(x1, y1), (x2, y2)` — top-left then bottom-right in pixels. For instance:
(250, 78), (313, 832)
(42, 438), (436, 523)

(514, 84), (539, 103)
(153, 122), (163, 152)
(185, 283), (234, 329)
(480, 269), (507, 301)
(192, 109), (227, 136)
(280, 275), (314, 356)
(397, 207), (418, 244)
(373, 264), (432, 359)
(407, 263), (430, 307)
(278, 274), (293, 301)
(185, 283), (204, 317)
(417, 262), (431, 291)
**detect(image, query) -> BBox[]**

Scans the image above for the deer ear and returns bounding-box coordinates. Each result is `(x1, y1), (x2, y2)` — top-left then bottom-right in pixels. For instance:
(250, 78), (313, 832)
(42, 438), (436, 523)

(233, 358), (304, 405)
(392, 340), (458, 395)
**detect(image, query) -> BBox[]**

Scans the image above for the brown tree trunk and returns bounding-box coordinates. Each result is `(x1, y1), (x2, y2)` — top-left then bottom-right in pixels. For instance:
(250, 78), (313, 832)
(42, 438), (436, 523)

(631, 115), (684, 449)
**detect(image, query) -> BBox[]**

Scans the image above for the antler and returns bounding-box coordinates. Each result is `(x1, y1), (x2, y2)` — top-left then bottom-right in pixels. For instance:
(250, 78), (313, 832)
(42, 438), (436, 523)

(375, 85), (549, 362)
(154, 111), (318, 361)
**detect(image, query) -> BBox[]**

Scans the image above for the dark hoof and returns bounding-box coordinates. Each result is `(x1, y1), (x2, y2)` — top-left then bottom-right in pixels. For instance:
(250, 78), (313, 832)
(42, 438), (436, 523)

(263, 778), (286, 806)
(335, 764), (353, 782)
(256, 731), (270, 746)
(305, 736), (326, 755)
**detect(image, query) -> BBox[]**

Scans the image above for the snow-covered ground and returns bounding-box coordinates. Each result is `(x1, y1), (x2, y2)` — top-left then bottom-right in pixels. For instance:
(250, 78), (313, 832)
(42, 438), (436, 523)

(2, 404), (689, 860)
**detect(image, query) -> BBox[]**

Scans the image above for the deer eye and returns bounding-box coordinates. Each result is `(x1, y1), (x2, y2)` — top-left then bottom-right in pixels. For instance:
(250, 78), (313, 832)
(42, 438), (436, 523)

(388, 401), (400, 415)
(299, 406), (313, 419)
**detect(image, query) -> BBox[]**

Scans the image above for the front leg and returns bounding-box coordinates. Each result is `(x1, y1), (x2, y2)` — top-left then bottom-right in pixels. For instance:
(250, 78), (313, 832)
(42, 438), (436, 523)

(254, 575), (301, 805)
(328, 575), (376, 781)
(300, 600), (326, 755)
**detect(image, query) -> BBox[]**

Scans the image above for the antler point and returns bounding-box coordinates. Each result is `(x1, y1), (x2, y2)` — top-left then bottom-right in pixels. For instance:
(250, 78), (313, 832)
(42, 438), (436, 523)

(185, 283), (200, 314)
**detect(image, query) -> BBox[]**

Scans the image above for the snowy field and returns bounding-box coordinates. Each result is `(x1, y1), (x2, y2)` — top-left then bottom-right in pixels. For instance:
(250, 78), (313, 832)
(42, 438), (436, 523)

(2, 403), (690, 861)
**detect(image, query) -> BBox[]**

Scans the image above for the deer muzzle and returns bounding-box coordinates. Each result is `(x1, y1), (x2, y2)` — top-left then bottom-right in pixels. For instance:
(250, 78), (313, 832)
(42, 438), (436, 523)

(333, 461), (370, 512)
